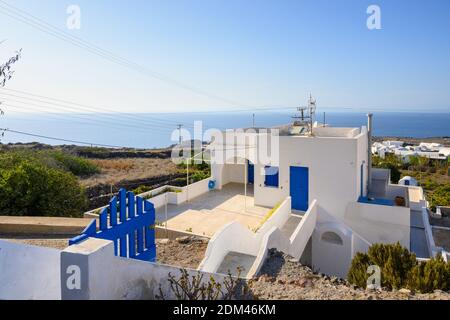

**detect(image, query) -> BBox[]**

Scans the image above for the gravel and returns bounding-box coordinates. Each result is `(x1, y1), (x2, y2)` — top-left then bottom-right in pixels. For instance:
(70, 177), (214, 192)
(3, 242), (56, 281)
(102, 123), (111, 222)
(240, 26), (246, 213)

(156, 236), (208, 269)
(248, 249), (450, 300)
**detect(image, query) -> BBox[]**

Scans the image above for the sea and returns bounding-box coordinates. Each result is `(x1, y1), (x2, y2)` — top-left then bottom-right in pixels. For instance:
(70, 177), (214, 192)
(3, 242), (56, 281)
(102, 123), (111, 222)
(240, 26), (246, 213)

(1, 111), (449, 149)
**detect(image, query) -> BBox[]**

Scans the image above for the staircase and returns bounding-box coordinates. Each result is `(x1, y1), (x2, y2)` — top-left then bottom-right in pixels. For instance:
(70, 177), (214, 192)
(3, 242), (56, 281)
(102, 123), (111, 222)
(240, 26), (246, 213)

(216, 252), (257, 278)
(199, 198), (318, 279)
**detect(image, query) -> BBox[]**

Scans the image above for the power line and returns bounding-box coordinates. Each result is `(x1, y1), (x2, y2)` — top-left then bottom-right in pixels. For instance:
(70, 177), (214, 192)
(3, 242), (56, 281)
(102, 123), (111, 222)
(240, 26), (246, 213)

(0, 102), (177, 134)
(0, 87), (196, 128)
(0, 0), (248, 107)
(0, 128), (131, 148)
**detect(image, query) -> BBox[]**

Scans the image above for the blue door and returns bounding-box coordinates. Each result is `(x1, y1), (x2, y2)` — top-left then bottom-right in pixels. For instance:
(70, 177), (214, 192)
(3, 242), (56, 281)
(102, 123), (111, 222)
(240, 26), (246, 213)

(248, 161), (254, 184)
(290, 166), (309, 211)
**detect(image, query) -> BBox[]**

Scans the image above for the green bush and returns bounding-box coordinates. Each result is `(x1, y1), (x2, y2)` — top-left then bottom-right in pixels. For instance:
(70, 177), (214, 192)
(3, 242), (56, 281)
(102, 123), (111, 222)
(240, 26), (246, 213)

(429, 185), (450, 212)
(190, 170), (210, 183)
(49, 151), (100, 177)
(0, 159), (87, 217)
(372, 155), (402, 183)
(407, 256), (450, 293)
(348, 243), (450, 293)
(348, 243), (416, 290)
(347, 252), (372, 288)
(0, 149), (100, 177)
(132, 185), (152, 195)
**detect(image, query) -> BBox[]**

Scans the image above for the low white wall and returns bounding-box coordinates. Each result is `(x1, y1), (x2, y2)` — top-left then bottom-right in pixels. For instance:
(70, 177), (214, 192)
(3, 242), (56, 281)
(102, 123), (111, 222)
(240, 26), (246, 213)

(351, 232), (371, 257)
(422, 208), (441, 258)
(84, 179), (211, 217)
(199, 222), (260, 274)
(61, 238), (228, 300)
(344, 202), (410, 249)
(250, 227), (290, 276)
(250, 200), (319, 276)
(386, 185), (409, 204)
(257, 197), (291, 235)
(0, 240), (61, 300)
(184, 178), (211, 201)
(289, 200), (318, 259)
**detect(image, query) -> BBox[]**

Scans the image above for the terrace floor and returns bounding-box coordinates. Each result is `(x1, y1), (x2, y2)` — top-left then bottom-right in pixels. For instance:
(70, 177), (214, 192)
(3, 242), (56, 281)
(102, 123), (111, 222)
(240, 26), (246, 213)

(155, 183), (271, 238)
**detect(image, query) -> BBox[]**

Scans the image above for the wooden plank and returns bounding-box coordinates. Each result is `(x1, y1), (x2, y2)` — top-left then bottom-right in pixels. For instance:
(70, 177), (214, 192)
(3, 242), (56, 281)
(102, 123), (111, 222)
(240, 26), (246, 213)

(99, 208), (108, 230)
(109, 196), (118, 226)
(119, 189), (127, 222)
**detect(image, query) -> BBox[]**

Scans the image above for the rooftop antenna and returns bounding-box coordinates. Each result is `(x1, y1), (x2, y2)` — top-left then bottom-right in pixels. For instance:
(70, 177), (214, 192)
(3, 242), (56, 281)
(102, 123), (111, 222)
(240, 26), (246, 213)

(291, 94), (317, 135)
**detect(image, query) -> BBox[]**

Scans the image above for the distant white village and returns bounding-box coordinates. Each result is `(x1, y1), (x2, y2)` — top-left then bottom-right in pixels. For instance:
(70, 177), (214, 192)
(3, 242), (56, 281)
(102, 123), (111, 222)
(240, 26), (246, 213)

(372, 140), (450, 163)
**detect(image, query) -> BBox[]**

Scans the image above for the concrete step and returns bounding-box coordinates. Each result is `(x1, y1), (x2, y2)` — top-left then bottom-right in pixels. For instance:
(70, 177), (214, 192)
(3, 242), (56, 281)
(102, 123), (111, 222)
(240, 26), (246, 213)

(216, 251), (256, 278)
(280, 215), (303, 239)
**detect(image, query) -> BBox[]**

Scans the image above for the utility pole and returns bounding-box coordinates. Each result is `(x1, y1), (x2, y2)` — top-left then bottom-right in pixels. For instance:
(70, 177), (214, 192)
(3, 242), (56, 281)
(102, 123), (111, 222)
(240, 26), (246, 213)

(252, 113), (255, 128)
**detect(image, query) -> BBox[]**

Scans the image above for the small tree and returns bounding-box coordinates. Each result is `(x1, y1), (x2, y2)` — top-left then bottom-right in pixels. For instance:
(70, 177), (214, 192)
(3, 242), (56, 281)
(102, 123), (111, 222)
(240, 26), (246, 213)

(0, 47), (22, 141)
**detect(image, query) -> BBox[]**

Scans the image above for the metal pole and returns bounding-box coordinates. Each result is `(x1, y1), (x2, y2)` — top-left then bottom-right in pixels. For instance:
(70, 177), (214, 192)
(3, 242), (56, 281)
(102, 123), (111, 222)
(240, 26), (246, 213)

(165, 192), (168, 237)
(244, 160), (247, 212)
(367, 113), (373, 195)
(186, 157), (189, 203)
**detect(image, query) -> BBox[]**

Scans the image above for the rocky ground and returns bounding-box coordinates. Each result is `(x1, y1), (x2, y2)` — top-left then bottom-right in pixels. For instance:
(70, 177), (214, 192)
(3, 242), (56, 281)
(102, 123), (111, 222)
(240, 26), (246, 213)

(0, 236), (70, 250)
(248, 250), (450, 300)
(156, 236), (209, 269)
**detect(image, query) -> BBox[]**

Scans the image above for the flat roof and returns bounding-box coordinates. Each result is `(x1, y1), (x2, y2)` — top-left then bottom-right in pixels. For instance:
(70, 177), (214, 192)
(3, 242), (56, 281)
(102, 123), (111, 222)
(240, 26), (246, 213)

(222, 123), (363, 138)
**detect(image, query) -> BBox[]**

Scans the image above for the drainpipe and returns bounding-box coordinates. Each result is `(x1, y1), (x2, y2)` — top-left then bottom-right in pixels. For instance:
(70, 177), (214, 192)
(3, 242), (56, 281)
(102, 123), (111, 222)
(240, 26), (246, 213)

(367, 113), (373, 195)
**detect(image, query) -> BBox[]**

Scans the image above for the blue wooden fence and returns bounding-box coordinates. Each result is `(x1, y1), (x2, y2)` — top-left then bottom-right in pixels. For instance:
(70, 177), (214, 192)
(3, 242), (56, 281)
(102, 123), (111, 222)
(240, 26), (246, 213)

(69, 188), (156, 262)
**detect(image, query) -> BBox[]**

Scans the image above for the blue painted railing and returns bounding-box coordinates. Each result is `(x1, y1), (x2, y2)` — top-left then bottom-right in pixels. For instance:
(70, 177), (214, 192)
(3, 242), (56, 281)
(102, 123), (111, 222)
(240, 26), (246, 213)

(69, 188), (156, 262)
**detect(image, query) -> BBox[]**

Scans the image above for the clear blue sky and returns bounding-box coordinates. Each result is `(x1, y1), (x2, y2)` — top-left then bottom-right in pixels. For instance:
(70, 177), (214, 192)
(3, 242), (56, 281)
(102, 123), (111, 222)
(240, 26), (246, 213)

(1, 0), (449, 113)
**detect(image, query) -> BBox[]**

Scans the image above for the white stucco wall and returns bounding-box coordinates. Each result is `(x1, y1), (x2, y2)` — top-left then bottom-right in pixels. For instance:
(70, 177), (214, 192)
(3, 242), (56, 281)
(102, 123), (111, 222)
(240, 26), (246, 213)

(0, 240), (61, 300)
(252, 134), (366, 219)
(222, 163), (246, 185)
(344, 202), (410, 248)
(61, 238), (228, 300)
(289, 200), (318, 259)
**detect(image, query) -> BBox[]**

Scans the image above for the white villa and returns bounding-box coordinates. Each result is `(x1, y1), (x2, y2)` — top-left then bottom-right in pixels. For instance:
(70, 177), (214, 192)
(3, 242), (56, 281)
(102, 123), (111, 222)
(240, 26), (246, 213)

(193, 114), (437, 279)
(1, 111), (447, 300)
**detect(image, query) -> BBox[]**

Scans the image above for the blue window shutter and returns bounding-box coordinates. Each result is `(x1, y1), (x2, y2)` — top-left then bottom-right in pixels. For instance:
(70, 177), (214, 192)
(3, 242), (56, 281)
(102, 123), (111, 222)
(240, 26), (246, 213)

(264, 166), (279, 187)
